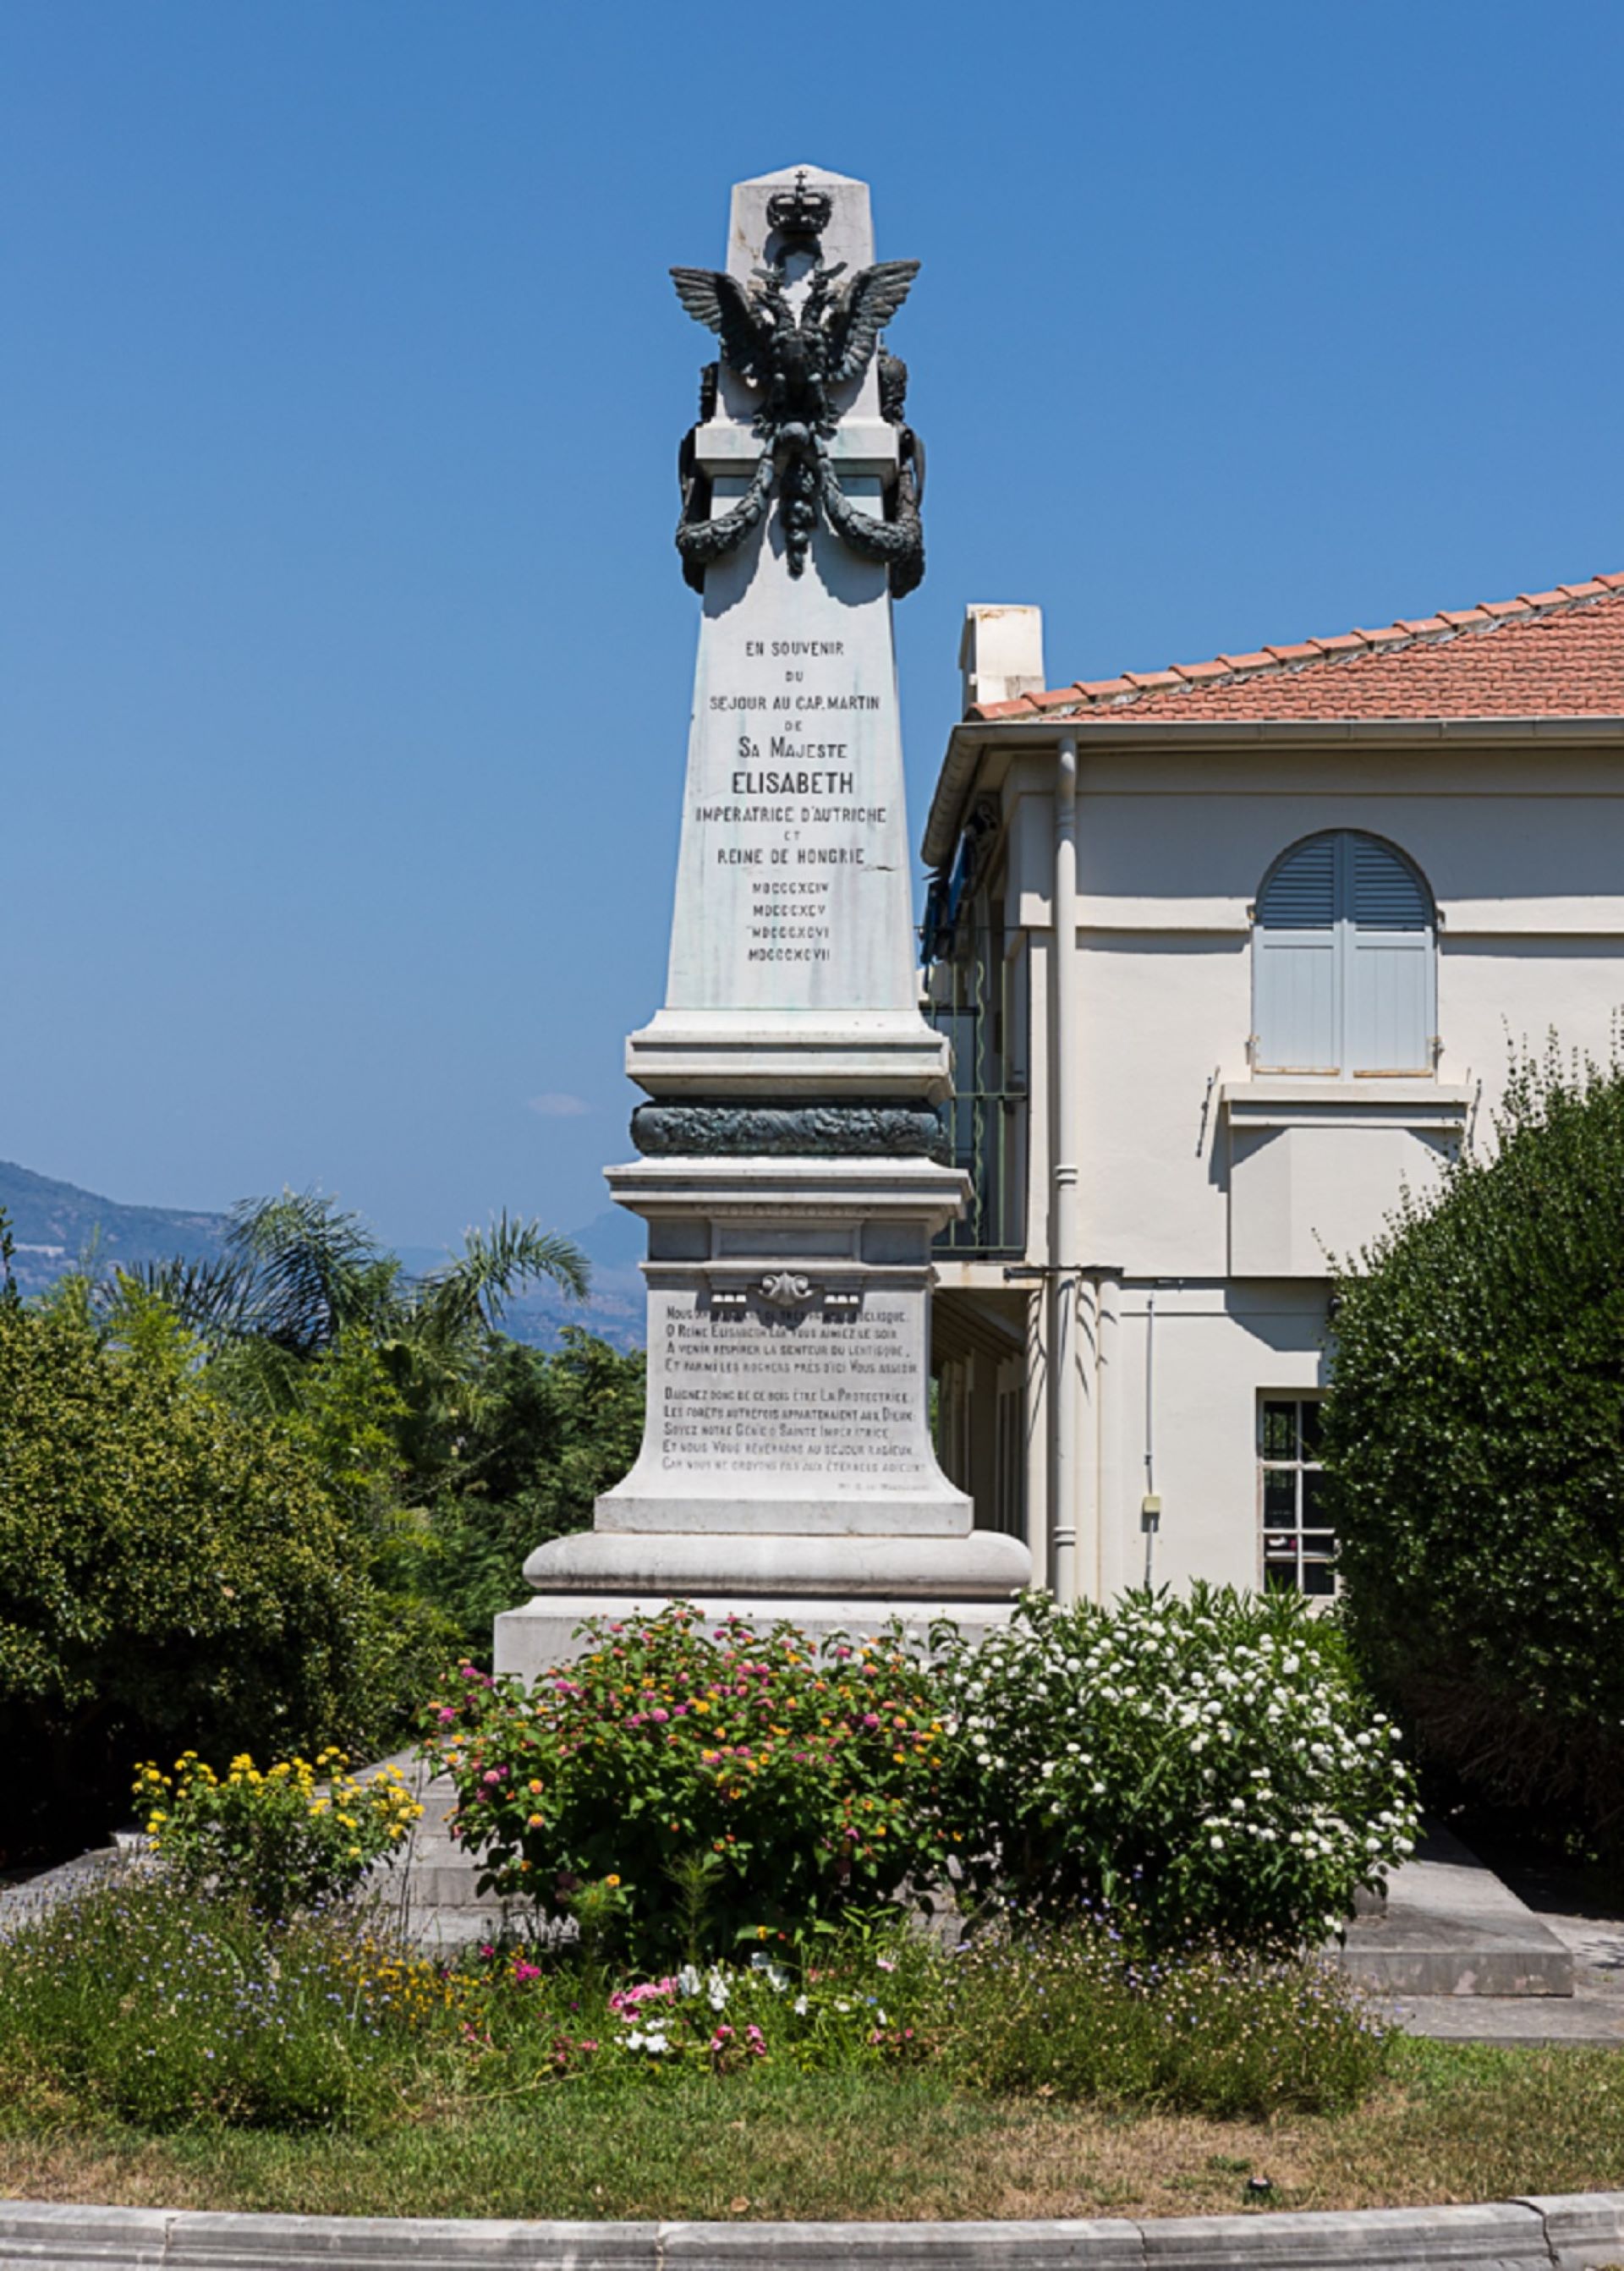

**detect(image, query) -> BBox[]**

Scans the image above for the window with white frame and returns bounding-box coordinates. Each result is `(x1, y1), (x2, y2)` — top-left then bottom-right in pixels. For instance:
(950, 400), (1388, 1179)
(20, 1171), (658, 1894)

(1259, 1396), (1334, 1594)
(1252, 831), (1436, 1075)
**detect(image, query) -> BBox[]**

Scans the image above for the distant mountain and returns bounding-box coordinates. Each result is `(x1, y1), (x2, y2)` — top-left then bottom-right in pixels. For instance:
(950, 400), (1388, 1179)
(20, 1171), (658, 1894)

(0, 1159), (226, 1298)
(0, 1160), (646, 1347)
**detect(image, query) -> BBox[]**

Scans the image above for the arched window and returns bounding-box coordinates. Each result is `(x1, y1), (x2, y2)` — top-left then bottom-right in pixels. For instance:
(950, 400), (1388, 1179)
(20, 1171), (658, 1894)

(1253, 831), (1435, 1075)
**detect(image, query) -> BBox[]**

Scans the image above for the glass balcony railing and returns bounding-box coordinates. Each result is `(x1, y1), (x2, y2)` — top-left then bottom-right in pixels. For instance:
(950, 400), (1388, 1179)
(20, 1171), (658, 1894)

(924, 931), (1028, 1260)
(935, 1084), (1027, 1258)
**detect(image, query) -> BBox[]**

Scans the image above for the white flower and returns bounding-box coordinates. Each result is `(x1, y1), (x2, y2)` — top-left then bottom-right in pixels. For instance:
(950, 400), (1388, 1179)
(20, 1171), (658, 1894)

(793, 1994), (809, 2016)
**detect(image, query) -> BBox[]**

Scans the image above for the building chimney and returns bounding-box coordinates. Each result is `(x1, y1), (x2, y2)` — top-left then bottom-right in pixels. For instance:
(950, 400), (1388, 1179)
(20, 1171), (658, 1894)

(959, 603), (1045, 716)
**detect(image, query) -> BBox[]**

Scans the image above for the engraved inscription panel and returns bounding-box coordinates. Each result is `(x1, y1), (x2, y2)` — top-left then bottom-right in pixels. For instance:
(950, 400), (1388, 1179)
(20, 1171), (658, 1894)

(650, 1287), (931, 1488)
(665, 515), (919, 1017)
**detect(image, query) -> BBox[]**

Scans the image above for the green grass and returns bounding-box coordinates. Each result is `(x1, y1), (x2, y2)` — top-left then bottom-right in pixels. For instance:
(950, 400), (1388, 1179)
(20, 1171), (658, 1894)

(5, 2045), (1624, 2223)
(3, 1875), (1622, 2224)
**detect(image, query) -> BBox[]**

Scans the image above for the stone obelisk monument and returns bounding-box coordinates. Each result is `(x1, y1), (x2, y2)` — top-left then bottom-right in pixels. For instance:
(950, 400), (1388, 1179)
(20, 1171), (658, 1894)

(495, 165), (1029, 1674)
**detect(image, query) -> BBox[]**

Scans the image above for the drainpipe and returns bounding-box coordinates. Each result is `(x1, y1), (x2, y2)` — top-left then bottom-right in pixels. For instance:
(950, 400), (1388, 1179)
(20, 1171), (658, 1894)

(1051, 732), (1082, 1605)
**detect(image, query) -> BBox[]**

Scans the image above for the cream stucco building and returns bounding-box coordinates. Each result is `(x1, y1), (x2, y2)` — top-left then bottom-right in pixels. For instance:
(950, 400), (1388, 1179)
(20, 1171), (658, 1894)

(921, 573), (1624, 1603)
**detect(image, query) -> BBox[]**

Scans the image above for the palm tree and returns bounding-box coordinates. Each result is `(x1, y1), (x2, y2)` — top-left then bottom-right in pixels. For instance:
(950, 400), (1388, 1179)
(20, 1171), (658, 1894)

(113, 1189), (591, 1494)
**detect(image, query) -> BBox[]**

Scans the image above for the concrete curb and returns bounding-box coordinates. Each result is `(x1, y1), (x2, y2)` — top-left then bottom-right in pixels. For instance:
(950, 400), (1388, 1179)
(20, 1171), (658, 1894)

(2, 2193), (1622, 2269)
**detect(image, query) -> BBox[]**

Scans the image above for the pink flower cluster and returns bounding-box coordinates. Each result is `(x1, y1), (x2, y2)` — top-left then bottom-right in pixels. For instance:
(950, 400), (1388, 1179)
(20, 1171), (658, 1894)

(710, 2021), (767, 2059)
(608, 1978), (676, 2020)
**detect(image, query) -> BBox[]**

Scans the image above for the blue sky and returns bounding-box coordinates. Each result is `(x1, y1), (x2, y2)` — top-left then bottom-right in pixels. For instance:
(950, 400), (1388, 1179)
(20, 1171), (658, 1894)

(4, 1), (1621, 1252)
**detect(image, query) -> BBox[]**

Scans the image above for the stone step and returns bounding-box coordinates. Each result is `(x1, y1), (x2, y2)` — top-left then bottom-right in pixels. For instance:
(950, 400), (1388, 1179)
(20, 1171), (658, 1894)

(1332, 1826), (1574, 1998)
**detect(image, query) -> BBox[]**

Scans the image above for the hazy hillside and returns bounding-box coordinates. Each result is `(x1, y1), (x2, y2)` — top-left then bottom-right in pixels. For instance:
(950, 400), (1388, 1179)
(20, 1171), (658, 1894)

(0, 1159), (226, 1298)
(0, 1160), (645, 1346)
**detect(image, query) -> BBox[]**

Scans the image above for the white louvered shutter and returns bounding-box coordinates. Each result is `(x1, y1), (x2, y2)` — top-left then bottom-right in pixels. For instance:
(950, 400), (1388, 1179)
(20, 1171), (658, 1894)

(1254, 836), (1339, 1071)
(1347, 836), (1434, 1072)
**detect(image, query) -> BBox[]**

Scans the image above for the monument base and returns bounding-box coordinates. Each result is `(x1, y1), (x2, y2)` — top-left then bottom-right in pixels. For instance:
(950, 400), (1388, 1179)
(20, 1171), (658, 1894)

(495, 1599), (1023, 1679)
(494, 1523), (1029, 1676)
(494, 1151), (1034, 1676)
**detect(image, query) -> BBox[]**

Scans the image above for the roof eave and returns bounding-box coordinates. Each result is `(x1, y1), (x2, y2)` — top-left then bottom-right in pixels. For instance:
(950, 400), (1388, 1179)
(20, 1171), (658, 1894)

(920, 714), (1624, 871)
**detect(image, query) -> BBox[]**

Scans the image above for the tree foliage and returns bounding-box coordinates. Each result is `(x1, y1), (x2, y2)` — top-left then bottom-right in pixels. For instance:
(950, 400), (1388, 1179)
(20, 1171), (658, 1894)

(1323, 1044), (1624, 1839)
(417, 1327), (646, 1652)
(0, 1297), (406, 1857)
(121, 1191), (590, 1502)
(2, 1189), (639, 1855)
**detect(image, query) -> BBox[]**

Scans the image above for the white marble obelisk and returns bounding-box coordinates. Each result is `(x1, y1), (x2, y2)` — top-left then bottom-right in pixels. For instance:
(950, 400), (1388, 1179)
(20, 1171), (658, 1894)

(495, 166), (1029, 1675)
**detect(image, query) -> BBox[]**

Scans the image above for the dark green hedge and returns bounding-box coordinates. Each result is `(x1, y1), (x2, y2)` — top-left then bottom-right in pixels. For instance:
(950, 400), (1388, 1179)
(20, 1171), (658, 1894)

(1323, 1048), (1624, 1840)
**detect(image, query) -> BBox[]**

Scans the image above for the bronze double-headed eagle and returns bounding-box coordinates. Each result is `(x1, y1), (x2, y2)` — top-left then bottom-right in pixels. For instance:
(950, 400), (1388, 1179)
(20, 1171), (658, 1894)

(670, 175), (924, 596)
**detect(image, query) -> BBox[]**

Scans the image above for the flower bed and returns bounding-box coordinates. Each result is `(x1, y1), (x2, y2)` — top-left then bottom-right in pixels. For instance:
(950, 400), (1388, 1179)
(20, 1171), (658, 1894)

(428, 1592), (1418, 1960)
(0, 1870), (1385, 2130)
(935, 1587), (1418, 1950)
(420, 1607), (954, 1962)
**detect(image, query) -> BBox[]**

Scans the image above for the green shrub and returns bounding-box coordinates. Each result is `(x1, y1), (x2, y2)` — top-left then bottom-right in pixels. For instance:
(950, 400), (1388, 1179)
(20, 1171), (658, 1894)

(421, 1606), (955, 1963)
(941, 1918), (1390, 2117)
(935, 1588), (1416, 1950)
(420, 1329), (646, 1655)
(0, 1301), (412, 1856)
(135, 1747), (424, 1915)
(0, 1875), (409, 2129)
(1323, 1046), (1624, 1837)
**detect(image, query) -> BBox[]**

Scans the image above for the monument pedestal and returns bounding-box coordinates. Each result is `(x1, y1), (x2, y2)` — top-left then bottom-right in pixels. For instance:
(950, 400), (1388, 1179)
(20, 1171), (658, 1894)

(494, 1155), (1029, 1677)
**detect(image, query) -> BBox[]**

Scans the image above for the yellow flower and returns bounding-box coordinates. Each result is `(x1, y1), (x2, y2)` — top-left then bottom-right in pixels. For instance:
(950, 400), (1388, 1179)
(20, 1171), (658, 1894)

(605, 1873), (622, 1888)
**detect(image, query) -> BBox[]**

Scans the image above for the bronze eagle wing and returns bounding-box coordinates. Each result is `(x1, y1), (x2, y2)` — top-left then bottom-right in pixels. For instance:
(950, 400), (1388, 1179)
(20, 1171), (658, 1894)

(825, 260), (920, 388)
(669, 267), (775, 389)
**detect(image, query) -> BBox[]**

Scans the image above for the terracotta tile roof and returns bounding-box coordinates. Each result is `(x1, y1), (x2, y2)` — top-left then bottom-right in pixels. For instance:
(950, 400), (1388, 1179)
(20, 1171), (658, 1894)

(970, 576), (1624, 725)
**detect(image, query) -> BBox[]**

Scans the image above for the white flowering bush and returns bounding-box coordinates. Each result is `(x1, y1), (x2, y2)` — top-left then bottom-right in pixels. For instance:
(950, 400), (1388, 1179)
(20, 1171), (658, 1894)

(935, 1587), (1418, 1951)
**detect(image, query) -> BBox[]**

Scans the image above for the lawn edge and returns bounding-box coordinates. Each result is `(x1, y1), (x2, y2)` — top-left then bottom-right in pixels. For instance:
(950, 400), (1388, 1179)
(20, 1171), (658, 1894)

(0, 2189), (1621, 2268)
